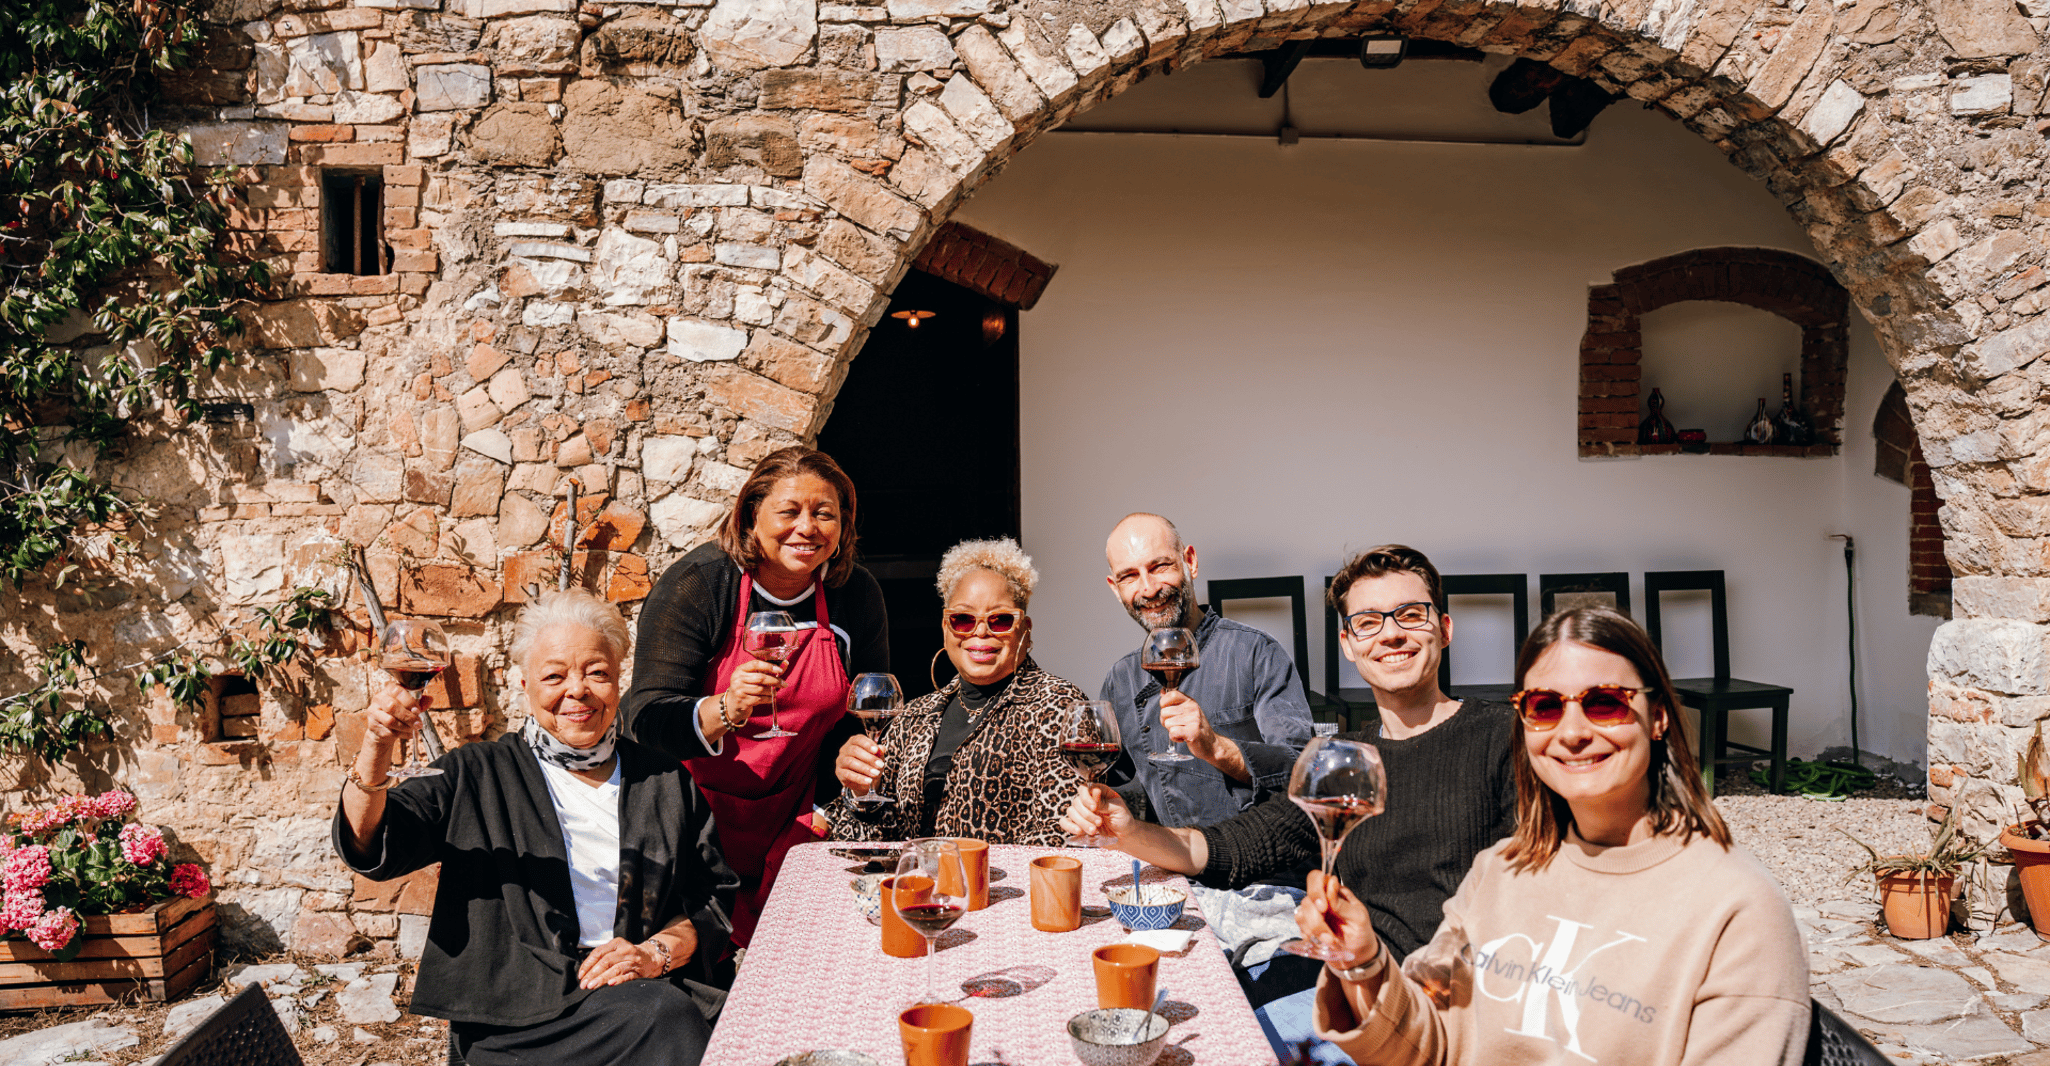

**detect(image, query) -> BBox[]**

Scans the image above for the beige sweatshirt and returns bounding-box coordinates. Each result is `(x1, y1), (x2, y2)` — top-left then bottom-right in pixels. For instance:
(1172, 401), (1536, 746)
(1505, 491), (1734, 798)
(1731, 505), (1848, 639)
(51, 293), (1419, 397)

(1314, 830), (1809, 1066)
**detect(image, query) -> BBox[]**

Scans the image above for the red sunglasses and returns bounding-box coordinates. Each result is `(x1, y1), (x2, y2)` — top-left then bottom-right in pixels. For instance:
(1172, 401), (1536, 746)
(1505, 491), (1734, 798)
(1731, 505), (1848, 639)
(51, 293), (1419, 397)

(1509, 685), (1646, 731)
(945, 610), (1022, 635)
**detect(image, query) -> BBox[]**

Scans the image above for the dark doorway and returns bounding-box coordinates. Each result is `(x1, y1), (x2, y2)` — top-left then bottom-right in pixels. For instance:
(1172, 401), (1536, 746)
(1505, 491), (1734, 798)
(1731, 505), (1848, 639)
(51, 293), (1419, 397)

(818, 270), (1021, 698)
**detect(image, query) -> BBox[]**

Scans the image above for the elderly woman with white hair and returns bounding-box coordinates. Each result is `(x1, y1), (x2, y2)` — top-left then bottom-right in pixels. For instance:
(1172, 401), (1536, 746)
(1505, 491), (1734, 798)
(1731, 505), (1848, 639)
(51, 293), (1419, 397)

(335, 588), (739, 1066)
(826, 537), (1090, 845)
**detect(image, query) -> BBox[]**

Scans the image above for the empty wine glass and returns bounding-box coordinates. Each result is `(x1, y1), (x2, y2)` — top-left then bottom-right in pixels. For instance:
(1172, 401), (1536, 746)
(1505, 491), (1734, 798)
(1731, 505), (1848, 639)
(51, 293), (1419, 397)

(744, 610), (800, 739)
(846, 672), (904, 807)
(380, 619), (450, 780)
(893, 838), (968, 1006)
(1060, 700), (1123, 847)
(1142, 627), (1200, 763)
(1281, 736), (1387, 961)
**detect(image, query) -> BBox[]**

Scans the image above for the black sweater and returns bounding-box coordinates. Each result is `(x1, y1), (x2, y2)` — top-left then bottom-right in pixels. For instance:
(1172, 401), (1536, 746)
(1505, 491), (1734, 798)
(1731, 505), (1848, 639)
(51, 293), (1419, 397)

(333, 734), (740, 1028)
(1196, 699), (1519, 960)
(621, 542), (889, 792)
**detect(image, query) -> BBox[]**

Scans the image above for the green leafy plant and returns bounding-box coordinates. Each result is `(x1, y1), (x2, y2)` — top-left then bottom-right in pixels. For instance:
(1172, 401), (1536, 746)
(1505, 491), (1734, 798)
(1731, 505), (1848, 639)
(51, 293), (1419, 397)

(0, 640), (108, 761)
(1843, 807), (1986, 879)
(1, 0), (267, 588)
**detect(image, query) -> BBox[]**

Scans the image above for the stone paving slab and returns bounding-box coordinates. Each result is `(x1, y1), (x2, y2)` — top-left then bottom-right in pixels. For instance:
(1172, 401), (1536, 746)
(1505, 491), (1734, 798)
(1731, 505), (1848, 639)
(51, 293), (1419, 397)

(1809, 900), (2050, 1063)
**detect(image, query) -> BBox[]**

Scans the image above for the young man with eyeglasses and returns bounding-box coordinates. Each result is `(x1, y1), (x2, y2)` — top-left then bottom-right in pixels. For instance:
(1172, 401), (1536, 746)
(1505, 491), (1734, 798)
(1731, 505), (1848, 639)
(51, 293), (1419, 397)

(1098, 512), (1316, 827)
(1064, 544), (1518, 1065)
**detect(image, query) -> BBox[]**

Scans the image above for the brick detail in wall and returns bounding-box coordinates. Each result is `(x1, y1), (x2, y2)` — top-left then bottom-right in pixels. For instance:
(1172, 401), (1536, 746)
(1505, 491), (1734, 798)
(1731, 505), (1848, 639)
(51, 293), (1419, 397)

(1873, 379), (1952, 617)
(910, 222), (1059, 310)
(1579, 247), (1850, 459)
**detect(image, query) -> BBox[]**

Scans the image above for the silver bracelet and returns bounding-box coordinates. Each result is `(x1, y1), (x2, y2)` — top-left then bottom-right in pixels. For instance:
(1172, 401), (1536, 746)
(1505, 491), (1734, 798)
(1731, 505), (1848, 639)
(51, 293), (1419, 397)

(1327, 941), (1388, 984)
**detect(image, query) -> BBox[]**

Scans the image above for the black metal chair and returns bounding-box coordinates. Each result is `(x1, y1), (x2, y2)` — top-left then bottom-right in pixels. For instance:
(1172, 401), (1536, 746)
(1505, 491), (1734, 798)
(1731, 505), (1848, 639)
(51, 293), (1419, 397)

(1643, 569), (1792, 795)
(1322, 576), (1378, 731)
(1807, 998), (1889, 1066)
(1438, 573), (1529, 705)
(1538, 571), (1632, 619)
(1208, 576), (1350, 732)
(155, 982), (304, 1066)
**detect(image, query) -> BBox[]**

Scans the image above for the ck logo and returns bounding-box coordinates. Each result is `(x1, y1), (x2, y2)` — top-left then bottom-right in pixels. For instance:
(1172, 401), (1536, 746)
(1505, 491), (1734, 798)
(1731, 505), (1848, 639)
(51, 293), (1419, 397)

(1472, 915), (1650, 1062)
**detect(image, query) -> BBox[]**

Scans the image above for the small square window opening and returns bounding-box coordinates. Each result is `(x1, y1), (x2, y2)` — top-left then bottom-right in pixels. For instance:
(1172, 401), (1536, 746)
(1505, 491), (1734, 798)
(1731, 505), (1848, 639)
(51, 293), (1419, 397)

(321, 170), (389, 276)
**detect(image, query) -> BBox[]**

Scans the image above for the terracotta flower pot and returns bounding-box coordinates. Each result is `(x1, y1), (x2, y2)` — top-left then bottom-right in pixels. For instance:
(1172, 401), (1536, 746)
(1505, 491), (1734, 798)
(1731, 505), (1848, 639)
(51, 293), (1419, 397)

(1877, 870), (1954, 939)
(2001, 824), (2050, 942)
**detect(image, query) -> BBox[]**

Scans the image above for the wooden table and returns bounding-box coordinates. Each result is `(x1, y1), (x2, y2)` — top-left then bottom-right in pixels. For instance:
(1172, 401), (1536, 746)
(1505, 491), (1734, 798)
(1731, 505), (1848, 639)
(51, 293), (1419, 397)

(701, 843), (1281, 1066)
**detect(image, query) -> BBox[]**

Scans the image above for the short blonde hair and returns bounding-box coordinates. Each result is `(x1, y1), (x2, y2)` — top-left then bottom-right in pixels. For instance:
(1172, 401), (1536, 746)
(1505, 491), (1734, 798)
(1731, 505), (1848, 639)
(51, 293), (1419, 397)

(511, 588), (631, 667)
(935, 537), (1039, 609)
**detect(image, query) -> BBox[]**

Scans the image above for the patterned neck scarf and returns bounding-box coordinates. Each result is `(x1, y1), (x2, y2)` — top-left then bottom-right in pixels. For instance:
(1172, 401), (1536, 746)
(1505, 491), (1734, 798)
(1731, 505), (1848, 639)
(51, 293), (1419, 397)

(522, 713), (619, 772)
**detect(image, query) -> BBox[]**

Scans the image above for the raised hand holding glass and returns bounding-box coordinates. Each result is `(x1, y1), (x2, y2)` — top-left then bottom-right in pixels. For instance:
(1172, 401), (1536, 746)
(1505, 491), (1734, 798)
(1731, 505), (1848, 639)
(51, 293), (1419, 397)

(846, 672), (904, 806)
(744, 610), (800, 739)
(380, 619), (449, 780)
(1281, 737), (1387, 961)
(1059, 700), (1123, 847)
(1142, 627), (1200, 763)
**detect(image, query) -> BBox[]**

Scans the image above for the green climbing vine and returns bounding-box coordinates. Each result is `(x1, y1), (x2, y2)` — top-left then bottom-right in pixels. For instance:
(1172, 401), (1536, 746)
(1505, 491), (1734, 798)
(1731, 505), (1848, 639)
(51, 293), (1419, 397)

(1, 0), (268, 588)
(0, 587), (343, 763)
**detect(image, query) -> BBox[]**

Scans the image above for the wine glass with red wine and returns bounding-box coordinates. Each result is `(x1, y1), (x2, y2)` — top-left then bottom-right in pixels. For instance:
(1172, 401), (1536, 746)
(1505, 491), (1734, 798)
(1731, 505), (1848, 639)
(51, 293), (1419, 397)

(743, 611), (800, 739)
(379, 619), (450, 780)
(893, 838), (968, 1006)
(1060, 700), (1123, 847)
(1142, 627), (1200, 763)
(846, 672), (904, 807)
(1280, 736), (1387, 961)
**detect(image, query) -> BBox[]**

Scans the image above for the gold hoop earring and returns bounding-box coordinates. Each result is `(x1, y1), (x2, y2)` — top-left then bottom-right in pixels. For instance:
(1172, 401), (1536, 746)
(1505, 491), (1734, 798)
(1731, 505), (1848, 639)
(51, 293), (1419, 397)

(930, 648), (946, 692)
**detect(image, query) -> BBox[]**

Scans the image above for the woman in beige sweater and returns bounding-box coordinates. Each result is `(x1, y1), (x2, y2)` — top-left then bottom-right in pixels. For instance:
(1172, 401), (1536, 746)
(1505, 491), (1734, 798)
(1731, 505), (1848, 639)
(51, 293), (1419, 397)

(1298, 606), (1808, 1066)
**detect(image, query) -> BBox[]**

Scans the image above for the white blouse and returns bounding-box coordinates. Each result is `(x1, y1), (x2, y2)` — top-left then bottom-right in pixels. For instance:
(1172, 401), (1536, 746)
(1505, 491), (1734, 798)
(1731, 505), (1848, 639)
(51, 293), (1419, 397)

(533, 757), (623, 948)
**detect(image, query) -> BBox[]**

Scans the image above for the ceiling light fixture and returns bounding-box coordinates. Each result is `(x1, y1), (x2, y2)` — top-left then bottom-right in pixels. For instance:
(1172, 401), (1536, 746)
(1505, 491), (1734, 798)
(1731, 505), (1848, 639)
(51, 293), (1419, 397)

(1359, 36), (1406, 69)
(891, 309), (937, 329)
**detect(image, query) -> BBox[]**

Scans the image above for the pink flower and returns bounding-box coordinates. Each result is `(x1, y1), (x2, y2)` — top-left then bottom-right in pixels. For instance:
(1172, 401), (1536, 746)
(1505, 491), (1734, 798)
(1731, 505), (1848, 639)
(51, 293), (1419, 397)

(169, 863), (210, 900)
(90, 791), (136, 820)
(2, 845), (51, 894)
(25, 906), (77, 952)
(118, 824), (166, 867)
(0, 890), (43, 932)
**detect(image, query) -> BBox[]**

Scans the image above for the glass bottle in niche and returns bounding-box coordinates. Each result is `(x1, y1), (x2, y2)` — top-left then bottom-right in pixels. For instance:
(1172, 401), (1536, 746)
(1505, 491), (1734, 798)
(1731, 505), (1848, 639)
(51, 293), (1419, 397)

(1638, 387), (1677, 445)
(1745, 398), (1777, 444)
(1773, 372), (1812, 446)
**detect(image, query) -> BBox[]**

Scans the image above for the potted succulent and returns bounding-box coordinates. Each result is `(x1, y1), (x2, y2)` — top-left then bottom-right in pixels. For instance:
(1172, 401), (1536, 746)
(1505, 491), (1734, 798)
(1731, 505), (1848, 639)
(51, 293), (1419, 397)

(2000, 721), (2050, 940)
(1845, 807), (1985, 940)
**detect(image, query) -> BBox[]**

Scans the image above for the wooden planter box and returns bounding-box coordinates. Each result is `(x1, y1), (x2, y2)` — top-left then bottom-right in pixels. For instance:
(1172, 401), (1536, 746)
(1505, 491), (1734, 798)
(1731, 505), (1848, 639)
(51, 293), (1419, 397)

(0, 895), (216, 1010)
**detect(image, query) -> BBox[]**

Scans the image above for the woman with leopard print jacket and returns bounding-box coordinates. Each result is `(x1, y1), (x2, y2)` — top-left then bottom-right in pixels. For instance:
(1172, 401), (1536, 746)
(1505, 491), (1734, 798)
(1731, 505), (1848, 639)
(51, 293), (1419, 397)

(824, 538), (1088, 846)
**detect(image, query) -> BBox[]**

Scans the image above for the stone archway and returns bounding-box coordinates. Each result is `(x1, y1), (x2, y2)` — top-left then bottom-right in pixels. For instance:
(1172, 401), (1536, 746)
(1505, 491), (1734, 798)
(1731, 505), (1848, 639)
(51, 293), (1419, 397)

(720, 0), (2033, 840)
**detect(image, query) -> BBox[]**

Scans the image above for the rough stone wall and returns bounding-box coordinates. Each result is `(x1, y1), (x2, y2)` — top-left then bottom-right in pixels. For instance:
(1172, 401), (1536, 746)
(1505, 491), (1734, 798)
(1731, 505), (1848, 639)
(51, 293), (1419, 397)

(8, 0), (2050, 954)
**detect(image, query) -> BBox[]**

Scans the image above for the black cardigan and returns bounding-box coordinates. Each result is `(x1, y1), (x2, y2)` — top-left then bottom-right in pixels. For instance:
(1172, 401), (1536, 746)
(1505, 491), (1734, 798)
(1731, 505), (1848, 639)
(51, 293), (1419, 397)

(1196, 699), (1519, 960)
(621, 542), (888, 796)
(332, 733), (741, 1028)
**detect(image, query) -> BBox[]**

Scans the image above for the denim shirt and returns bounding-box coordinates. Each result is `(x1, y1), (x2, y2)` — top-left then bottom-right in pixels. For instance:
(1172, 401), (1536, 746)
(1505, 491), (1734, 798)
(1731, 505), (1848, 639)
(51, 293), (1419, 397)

(1098, 607), (1314, 828)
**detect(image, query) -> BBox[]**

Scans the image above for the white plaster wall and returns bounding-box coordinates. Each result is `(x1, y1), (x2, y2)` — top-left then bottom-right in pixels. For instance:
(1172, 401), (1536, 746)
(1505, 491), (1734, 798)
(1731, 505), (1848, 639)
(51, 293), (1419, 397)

(950, 87), (1941, 767)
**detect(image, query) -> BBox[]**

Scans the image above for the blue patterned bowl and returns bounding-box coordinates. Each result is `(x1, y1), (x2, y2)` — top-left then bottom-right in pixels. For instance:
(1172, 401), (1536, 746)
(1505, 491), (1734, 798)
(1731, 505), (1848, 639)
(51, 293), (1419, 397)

(850, 874), (886, 925)
(1106, 884), (1186, 931)
(1067, 1009), (1170, 1066)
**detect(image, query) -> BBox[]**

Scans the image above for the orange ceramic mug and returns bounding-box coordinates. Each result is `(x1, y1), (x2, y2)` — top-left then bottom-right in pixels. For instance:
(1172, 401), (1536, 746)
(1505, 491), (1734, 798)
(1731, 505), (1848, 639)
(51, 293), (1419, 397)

(899, 1003), (974, 1066)
(1093, 943), (1160, 1010)
(1029, 855), (1082, 932)
(940, 838), (990, 910)
(882, 874), (933, 958)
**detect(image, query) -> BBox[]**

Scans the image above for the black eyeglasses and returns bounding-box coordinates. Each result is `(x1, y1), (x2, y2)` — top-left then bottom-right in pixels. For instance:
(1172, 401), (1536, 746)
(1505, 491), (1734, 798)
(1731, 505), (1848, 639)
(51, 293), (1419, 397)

(1341, 601), (1436, 641)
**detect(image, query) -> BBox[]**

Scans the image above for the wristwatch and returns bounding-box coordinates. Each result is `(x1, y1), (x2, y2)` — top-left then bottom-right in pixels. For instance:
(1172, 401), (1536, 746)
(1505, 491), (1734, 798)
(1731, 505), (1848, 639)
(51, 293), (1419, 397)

(1328, 941), (1388, 984)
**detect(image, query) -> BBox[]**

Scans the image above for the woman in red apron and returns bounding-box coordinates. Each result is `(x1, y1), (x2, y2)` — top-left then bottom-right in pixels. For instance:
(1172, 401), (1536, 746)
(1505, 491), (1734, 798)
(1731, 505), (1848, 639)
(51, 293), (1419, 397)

(620, 448), (890, 947)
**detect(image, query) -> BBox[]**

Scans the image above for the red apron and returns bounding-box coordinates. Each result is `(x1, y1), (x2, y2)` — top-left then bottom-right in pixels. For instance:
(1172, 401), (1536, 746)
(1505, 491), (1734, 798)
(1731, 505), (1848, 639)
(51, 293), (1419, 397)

(688, 572), (849, 946)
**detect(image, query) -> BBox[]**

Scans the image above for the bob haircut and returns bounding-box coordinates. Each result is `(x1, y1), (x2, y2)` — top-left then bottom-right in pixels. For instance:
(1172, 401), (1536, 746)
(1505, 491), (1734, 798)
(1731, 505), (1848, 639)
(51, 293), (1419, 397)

(936, 537), (1039, 610)
(1500, 606), (1731, 873)
(1326, 544), (1446, 614)
(511, 587), (632, 667)
(717, 447), (861, 588)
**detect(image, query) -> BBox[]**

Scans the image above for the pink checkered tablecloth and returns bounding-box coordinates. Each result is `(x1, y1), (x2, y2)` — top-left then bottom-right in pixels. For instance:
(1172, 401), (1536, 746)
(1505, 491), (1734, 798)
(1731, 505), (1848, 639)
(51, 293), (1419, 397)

(701, 842), (1281, 1066)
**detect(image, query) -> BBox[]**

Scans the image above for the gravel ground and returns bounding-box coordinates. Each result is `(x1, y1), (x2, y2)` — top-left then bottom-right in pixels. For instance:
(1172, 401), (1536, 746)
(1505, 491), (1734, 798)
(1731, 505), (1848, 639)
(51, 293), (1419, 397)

(1712, 766), (1939, 908)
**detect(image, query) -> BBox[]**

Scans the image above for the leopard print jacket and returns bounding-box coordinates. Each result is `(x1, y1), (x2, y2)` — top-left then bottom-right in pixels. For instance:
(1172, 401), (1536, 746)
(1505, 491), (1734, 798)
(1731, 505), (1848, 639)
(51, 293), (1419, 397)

(823, 656), (1088, 847)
